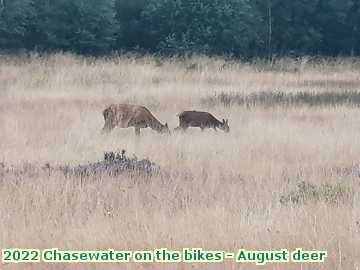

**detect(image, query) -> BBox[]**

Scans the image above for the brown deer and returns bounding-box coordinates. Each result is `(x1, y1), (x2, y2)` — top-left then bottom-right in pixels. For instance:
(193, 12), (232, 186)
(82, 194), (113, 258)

(102, 104), (170, 136)
(175, 110), (230, 132)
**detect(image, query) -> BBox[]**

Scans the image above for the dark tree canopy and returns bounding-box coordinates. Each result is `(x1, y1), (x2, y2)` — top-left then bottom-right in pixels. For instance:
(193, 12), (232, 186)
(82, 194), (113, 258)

(0, 0), (359, 57)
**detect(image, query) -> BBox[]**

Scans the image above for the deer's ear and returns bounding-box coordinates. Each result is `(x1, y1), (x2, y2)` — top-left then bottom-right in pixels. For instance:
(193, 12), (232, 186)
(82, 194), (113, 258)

(165, 123), (168, 128)
(226, 119), (228, 124)
(222, 119), (225, 124)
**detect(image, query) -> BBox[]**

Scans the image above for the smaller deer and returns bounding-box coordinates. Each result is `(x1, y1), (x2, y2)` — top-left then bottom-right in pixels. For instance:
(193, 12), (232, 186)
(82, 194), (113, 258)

(102, 104), (170, 136)
(175, 110), (230, 132)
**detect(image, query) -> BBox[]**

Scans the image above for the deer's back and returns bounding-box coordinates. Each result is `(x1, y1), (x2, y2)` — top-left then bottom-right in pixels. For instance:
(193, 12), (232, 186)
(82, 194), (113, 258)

(104, 104), (157, 127)
(179, 111), (220, 125)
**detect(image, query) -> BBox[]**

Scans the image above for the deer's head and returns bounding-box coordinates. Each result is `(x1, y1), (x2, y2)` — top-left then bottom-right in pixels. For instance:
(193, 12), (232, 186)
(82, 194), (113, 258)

(221, 119), (230, 133)
(160, 123), (171, 135)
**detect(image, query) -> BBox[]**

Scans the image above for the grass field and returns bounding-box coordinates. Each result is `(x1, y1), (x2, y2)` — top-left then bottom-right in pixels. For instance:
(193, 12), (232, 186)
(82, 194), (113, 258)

(1, 54), (360, 269)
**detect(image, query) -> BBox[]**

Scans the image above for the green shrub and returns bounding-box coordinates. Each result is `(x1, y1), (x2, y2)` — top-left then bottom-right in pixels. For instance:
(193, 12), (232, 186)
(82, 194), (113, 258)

(280, 181), (353, 205)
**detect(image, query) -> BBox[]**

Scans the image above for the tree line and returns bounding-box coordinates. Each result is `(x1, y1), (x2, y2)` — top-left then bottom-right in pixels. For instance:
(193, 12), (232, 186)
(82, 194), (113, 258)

(1, 0), (359, 58)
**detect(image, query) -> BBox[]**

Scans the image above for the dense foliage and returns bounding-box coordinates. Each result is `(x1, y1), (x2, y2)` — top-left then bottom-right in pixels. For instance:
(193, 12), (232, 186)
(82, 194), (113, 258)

(1, 0), (360, 57)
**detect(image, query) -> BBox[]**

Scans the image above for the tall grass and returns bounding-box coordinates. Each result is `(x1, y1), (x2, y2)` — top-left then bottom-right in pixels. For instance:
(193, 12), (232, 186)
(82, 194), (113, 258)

(0, 54), (360, 269)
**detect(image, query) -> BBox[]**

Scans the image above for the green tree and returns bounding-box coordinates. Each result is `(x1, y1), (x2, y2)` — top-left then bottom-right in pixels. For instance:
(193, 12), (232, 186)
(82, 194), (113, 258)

(0, 0), (35, 50)
(115, 0), (148, 50)
(1, 0), (360, 57)
(345, 0), (360, 55)
(254, 0), (323, 57)
(140, 0), (263, 57)
(28, 0), (117, 54)
(313, 0), (352, 55)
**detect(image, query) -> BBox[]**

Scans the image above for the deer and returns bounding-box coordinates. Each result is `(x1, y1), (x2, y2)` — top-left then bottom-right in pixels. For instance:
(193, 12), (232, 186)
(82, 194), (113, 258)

(175, 110), (230, 132)
(102, 104), (170, 136)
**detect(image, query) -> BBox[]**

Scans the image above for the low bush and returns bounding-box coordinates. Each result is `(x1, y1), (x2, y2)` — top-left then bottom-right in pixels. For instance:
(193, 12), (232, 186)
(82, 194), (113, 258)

(60, 150), (161, 178)
(0, 150), (162, 180)
(280, 181), (353, 205)
(202, 91), (360, 108)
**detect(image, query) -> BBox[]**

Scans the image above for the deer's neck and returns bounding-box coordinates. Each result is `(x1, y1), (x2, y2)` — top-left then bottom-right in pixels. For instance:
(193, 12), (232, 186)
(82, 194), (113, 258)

(214, 118), (223, 127)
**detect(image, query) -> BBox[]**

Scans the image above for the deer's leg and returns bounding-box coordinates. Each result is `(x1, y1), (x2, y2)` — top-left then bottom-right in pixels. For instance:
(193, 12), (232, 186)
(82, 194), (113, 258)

(213, 126), (217, 132)
(135, 127), (141, 136)
(178, 122), (188, 132)
(175, 126), (187, 132)
(101, 121), (115, 134)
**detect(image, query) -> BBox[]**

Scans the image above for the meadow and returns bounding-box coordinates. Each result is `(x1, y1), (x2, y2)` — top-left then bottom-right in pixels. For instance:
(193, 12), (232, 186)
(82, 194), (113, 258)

(0, 54), (359, 269)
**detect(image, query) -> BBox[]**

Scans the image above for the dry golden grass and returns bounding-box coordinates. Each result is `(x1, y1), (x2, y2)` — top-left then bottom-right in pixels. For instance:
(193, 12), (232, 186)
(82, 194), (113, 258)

(1, 53), (360, 269)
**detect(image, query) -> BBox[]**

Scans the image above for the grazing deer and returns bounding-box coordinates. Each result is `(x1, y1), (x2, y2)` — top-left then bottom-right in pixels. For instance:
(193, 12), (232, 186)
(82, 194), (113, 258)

(175, 110), (230, 132)
(102, 104), (170, 136)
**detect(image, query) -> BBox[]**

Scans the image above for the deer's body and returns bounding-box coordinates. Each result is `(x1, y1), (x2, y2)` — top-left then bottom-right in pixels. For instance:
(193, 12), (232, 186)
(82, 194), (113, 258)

(102, 104), (169, 136)
(175, 110), (229, 132)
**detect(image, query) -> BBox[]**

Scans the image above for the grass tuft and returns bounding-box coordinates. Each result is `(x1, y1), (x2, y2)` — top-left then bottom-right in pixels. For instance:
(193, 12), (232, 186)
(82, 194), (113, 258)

(202, 91), (360, 108)
(280, 181), (353, 205)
